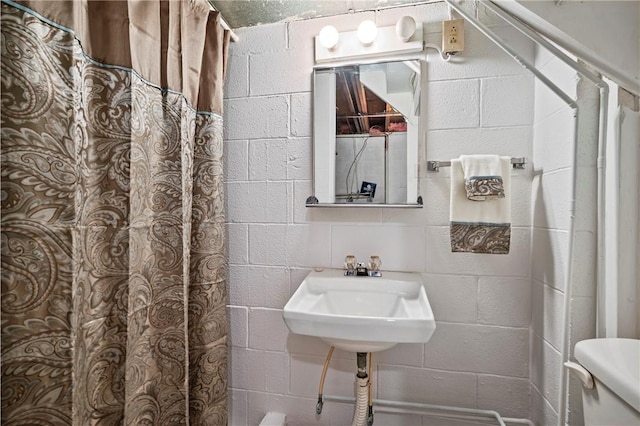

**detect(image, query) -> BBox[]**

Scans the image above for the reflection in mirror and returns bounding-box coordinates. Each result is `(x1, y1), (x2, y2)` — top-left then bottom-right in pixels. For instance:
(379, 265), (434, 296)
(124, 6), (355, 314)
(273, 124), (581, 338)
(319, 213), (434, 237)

(335, 134), (406, 204)
(310, 60), (423, 207)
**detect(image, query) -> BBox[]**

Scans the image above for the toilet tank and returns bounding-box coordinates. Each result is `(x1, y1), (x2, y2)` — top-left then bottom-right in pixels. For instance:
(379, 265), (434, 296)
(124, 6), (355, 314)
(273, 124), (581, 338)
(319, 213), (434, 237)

(574, 338), (640, 426)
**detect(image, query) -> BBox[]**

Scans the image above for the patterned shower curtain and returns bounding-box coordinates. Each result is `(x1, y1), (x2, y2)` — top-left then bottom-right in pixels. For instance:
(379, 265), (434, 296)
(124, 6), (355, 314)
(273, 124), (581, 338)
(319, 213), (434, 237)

(1, 1), (229, 424)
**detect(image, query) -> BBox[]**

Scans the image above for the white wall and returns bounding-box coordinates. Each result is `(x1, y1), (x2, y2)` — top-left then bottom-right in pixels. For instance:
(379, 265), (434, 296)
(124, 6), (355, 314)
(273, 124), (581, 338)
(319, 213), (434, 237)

(501, 0), (640, 96)
(223, 3), (536, 425)
(529, 42), (601, 424)
(608, 86), (640, 339)
(529, 47), (575, 426)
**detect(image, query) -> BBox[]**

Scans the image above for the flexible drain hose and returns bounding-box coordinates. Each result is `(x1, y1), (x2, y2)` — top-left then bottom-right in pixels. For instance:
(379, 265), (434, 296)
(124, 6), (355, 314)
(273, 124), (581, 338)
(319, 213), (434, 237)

(316, 346), (335, 414)
(367, 353), (374, 425)
(352, 376), (369, 426)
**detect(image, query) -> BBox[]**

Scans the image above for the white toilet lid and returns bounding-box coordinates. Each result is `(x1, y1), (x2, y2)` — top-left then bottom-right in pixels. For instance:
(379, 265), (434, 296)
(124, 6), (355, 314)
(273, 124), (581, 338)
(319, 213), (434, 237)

(574, 338), (640, 412)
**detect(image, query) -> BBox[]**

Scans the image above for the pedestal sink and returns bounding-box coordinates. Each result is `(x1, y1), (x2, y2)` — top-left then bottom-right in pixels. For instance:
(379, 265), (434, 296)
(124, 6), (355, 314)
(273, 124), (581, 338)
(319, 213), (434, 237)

(283, 269), (436, 352)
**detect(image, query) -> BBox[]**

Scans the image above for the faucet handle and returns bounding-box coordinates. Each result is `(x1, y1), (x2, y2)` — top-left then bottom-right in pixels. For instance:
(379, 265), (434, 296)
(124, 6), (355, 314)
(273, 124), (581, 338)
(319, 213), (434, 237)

(344, 255), (357, 271)
(344, 255), (357, 276)
(369, 255), (381, 272)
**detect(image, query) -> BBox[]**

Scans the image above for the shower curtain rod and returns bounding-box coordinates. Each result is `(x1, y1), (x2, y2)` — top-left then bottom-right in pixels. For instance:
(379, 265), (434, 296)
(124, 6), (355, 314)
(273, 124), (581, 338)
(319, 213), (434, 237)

(207, 1), (239, 42)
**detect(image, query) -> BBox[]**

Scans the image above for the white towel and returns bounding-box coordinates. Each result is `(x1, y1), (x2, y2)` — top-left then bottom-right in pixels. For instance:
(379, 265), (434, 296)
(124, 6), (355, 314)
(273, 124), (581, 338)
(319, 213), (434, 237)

(459, 154), (505, 201)
(450, 156), (511, 254)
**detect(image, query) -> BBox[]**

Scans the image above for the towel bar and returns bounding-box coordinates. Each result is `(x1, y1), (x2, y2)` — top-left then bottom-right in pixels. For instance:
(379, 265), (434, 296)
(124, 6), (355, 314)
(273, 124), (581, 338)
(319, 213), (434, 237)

(427, 157), (526, 172)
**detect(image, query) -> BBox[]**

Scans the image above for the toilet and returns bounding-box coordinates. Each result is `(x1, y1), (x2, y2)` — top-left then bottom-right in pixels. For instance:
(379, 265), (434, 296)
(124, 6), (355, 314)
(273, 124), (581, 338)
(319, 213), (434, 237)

(573, 338), (640, 426)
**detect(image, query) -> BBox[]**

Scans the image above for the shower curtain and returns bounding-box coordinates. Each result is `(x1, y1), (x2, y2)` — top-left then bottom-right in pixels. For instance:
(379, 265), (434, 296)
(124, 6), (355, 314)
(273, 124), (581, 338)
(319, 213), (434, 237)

(1, 0), (230, 424)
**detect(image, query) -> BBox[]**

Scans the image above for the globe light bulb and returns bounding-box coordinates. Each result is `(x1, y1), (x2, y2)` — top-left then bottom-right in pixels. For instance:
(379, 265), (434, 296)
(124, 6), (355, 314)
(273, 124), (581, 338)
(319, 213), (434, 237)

(319, 25), (339, 49)
(396, 16), (416, 42)
(357, 20), (377, 46)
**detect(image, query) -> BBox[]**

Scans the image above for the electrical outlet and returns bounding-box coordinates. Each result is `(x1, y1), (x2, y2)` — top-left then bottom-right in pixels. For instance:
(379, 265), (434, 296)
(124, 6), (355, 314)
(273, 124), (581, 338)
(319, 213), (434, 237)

(442, 19), (464, 54)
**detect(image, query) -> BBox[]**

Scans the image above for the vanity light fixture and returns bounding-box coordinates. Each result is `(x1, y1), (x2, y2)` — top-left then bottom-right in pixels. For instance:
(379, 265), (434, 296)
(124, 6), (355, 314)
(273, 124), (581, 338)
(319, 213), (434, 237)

(319, 25), (339, 49)
(314, 18), (423, 63)
(357, 20), (378, 45)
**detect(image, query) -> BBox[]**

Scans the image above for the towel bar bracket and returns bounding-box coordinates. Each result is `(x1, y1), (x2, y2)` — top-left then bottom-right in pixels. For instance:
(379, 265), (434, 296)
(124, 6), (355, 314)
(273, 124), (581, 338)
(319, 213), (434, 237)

(427, 157), (526, 172)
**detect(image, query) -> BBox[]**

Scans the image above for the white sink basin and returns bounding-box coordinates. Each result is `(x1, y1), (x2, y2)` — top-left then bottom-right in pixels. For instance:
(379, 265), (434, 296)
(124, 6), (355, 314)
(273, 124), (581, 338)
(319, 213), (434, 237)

(283, 269), (436, 352)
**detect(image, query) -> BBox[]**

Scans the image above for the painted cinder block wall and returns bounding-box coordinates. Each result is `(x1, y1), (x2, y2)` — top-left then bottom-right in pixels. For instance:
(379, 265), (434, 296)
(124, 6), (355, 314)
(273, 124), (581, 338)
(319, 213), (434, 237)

(529, 47), (577, 426)
(529, 45), (600, 425)
(223, 3), (540, 425)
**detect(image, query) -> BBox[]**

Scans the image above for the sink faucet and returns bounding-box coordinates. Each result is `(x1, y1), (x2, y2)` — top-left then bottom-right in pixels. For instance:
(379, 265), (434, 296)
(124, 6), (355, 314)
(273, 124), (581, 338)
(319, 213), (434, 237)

(355, 262), (368, 276)
(344, 255), (382, 277)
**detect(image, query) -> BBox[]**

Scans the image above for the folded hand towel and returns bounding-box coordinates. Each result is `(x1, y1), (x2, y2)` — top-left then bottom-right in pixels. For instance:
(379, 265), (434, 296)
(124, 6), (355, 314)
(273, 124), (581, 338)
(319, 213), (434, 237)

(450, 156), (511, 254)
(459, 154), (505, 201)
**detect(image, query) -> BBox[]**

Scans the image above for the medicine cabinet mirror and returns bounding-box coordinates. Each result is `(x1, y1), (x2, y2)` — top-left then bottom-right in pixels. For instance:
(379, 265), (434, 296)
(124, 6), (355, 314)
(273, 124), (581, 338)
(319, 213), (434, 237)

(307, 59), (424, 207)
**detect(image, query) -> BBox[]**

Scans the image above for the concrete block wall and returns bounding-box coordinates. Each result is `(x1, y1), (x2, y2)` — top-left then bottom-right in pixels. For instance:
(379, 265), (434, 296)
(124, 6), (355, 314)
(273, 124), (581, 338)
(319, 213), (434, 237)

(529, 47), (576, 426)
(530, 46), (599, 426)
(224, 3), (536, 425)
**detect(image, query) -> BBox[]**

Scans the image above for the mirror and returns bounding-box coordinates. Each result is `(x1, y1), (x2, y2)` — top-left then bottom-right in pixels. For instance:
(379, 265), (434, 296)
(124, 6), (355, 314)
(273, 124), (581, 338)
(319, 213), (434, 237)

(308, 60), (424, 207)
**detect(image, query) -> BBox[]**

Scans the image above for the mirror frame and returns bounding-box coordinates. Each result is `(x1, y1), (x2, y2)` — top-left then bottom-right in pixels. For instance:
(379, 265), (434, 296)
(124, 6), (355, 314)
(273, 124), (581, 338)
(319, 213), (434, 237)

(307, 59), (425, 208)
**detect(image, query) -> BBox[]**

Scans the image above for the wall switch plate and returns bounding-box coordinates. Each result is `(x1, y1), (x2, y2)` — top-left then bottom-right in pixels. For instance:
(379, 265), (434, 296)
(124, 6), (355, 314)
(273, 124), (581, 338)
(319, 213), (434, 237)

(442, 19), (464, 54)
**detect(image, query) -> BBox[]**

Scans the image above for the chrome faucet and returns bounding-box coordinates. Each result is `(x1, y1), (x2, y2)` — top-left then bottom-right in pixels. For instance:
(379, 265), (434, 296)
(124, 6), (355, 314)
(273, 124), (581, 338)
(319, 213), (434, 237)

(355, 262), (368, 276)
(343, 255), (382, 277)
